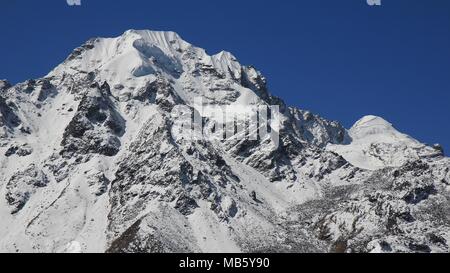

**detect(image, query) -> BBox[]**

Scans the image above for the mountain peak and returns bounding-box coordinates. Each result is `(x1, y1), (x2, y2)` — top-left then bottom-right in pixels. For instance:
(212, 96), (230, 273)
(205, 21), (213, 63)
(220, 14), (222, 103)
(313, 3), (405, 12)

(123, 29), (181, 38)
(48, 29), (244, 87)
(351, 115), (393, 130)
(349, 115), (405, 142)
(121, 29), (190, 50)
(47, 29), (256, 107)
(327, 114), (437, 170)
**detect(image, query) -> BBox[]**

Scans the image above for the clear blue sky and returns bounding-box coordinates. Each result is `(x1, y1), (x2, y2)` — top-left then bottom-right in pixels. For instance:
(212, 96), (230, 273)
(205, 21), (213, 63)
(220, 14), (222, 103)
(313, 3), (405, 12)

(1, 0), (449, 150)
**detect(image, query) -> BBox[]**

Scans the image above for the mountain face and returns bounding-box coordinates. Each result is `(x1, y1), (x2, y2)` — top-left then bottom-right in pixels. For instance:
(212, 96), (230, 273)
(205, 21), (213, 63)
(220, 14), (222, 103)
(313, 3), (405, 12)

(0, 30), (449, 253)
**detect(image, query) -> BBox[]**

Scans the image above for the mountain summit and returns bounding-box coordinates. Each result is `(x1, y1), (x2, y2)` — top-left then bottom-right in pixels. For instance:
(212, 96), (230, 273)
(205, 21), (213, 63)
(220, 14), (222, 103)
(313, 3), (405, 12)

(0, 30), (449, 253)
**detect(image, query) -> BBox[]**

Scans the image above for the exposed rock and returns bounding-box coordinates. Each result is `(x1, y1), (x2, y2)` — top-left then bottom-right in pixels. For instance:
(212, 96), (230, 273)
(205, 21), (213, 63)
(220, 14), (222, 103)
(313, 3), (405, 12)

(0, 80), (11, 92)
(87, 172), (110, 196)
(433, 144), (444, 155)
(4, 143), (33, 157)
(5, 164), (49, 214)
(60, 81), (125, 157)
(250, 191), (257, 201)
(66, 39), (96, 61)
(37, 79), (57, 101)
(0, 95), (21, 142)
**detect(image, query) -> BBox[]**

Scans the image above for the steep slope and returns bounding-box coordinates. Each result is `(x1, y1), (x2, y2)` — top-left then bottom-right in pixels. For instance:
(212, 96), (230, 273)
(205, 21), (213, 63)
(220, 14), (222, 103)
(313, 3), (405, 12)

(0, 30), (448, 253)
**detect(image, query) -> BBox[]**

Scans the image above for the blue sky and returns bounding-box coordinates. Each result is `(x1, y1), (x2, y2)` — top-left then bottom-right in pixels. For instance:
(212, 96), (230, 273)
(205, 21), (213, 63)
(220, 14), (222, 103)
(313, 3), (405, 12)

(0, 0), (449, 150)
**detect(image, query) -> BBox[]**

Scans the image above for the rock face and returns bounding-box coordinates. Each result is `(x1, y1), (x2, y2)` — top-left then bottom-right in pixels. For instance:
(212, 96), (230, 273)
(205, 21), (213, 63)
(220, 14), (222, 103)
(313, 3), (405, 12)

(0, 80), (11, 92)
(61, 82), (125, 157)
(5, 164), (49, 214)
(0, 92), (21, 146)
(0, 30), (448, 253)
(0, 95), (20, 130)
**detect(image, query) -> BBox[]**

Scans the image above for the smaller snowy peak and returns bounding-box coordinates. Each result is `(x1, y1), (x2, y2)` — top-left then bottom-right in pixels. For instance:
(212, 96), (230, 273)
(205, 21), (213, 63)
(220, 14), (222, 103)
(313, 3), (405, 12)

(349, 115), (415, 143)
(328, 115), (443, 170)
(352, 115), (391, 128)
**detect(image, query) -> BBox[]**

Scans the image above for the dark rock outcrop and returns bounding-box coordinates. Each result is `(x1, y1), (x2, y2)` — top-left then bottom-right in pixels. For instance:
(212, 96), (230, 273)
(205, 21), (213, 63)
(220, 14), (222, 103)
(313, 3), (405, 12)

(61, 81), (125, 157)
(5, 164), (49, 214)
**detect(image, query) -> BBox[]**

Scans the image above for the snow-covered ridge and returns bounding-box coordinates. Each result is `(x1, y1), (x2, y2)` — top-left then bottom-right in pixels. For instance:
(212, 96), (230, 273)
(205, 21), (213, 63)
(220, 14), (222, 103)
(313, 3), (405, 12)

(350, 115), (417, 143)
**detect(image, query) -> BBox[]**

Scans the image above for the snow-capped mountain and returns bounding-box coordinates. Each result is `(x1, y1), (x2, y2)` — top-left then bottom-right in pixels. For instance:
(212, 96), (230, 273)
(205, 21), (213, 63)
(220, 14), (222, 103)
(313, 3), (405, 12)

(0, 30), (448, 253)
(328, 115), (443, 170)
